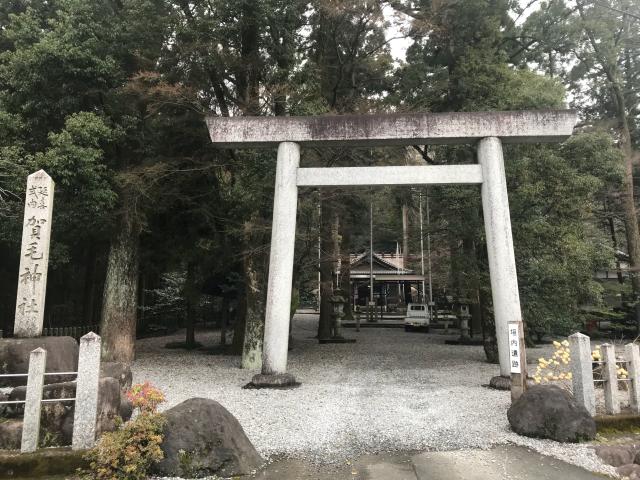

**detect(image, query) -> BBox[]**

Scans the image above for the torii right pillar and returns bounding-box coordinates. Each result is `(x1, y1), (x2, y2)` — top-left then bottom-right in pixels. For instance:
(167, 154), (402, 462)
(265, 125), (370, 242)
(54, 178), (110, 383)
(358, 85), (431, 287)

(478, 137), (527, 399)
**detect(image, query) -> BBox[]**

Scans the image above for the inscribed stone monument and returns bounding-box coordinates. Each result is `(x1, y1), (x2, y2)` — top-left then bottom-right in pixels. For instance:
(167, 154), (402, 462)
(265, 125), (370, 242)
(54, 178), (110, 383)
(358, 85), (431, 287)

(14, 170), (54, 338)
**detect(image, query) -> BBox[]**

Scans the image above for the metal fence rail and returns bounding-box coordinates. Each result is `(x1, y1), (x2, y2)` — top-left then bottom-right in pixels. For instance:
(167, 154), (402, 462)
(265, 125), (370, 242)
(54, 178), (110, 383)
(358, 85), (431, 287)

(0, 332), (102, 452)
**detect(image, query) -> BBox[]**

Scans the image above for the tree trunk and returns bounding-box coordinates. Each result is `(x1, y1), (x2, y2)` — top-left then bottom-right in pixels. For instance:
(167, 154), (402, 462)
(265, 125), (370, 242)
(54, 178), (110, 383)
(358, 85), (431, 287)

(100, 216), (139, 363)
(462, 216), (482, 337)
(232, 287), (246, 354)
(184, 261), (198, 348)
(577, 1), (640, 299)
(606, 208), (624, 284)
(82, 245), (97, 325)
(318, 197), (334, 340)
(340, 228), (353, 320)
(616, 95), (640, 297)
(480, 288), (499, 364)
(609, 73), (640, 333)
(220, 297), (229, 345)
(241, 218), (266, 369)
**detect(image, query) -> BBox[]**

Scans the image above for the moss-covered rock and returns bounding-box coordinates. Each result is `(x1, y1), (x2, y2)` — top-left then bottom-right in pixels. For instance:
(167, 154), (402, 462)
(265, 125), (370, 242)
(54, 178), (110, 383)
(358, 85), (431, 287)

(0, 447), (88, 478)
(152, 398), (263, 478)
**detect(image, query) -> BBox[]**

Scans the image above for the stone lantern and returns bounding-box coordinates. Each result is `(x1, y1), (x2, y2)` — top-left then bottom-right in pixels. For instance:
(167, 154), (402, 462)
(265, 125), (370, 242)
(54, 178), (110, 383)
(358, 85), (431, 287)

(319, 289), (356, 344)
(450, 298), (472, 341)
(458, 303), (471, 341)
(331, 290), (346, 337)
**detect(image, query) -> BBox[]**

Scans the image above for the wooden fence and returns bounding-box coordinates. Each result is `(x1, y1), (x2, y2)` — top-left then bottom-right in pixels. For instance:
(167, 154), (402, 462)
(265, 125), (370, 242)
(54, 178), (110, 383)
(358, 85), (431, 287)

(42, 324), (100, 340)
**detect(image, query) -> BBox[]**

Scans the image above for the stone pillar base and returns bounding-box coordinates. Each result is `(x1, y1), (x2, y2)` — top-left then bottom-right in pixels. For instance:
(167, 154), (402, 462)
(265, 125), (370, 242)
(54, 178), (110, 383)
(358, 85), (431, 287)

(245, 373), (300, 389)
(489, 375), (511, 391)
(319, 337), (356, 344)
(489, 375), (535, 390)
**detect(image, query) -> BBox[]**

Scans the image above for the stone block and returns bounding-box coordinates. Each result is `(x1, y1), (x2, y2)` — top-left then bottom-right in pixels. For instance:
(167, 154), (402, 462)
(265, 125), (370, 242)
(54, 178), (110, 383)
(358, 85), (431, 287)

(0, 419), (23, 450)
(100, 361), (132, 392)
(489, 375), (511, 390)
(248, 373), (299, 389)
(0, 337), (78, 387)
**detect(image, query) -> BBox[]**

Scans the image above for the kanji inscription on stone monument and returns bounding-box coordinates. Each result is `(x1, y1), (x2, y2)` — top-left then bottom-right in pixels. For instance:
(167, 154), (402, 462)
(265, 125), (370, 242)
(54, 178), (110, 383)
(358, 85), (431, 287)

(14, 170), (54, 337)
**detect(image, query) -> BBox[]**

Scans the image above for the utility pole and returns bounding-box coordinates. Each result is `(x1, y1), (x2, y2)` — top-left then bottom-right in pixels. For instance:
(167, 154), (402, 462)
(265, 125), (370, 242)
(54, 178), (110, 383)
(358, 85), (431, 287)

(317, 195), (321, 312)
(419, 192), (426, 304)
(426, 187), (434, 320)
(369, 194), (374, 302)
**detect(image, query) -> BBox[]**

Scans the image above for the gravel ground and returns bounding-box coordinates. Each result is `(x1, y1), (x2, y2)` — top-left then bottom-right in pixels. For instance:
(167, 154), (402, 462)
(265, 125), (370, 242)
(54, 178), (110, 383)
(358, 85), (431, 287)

(132, 313), (617, 477)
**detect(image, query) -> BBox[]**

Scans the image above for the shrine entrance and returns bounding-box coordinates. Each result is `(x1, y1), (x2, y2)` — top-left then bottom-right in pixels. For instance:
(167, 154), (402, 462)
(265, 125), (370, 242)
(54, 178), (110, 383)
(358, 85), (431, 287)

(206, 110), (577, 399)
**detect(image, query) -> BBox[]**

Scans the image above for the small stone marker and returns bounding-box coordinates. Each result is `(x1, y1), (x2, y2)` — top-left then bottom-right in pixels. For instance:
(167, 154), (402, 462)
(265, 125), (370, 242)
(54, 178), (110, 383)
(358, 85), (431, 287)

(14, 170), (55, 338)
(601, 343), (620, 415)
(508, 321), (527, 401)
(569, 332), (596, 416)
(72, 332), (102, 450)
(21, 347), (47, 453)
(625, 343), (640, 414)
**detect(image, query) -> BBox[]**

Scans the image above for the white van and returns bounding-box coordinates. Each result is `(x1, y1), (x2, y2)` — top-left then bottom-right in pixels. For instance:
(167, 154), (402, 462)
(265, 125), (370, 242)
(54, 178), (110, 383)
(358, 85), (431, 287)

(404, 303), (430, 332)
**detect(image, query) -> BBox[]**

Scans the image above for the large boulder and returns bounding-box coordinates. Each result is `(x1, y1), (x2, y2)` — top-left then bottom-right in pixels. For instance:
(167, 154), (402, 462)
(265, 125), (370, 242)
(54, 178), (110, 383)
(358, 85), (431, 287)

(507, 385), (596, 442)
(0, 337), (78, 387)
(7, 377), (120, 446)
(153, 398), (263, 478)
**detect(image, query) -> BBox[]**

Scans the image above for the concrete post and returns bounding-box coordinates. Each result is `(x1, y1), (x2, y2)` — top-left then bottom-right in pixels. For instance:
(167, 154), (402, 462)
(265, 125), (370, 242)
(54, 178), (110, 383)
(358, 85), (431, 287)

(602, 343), (620, 415)
(260, 142), (300, 377)
(73, 332), (102, 450)
(569, 333), (595, 416)
(21, 348), (47, 453)
(626, 343), (640, 414)
(478, 137), (523, 378)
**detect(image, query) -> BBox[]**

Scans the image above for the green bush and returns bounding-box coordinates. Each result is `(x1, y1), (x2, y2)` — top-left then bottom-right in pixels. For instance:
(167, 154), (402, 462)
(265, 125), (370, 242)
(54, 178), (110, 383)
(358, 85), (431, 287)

(82, 383), (166, 480)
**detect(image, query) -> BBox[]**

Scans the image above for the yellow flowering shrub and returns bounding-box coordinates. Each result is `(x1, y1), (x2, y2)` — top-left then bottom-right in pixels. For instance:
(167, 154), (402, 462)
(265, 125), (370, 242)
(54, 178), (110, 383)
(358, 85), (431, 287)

(533, 340), (572, 386)
(534, 341), (629, 391)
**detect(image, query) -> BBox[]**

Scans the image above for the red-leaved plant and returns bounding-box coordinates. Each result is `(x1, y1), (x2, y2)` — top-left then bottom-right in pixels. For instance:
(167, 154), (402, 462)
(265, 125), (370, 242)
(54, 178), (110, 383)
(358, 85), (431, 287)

(126, 381), (166, 414)
(83, 382), (166, 480)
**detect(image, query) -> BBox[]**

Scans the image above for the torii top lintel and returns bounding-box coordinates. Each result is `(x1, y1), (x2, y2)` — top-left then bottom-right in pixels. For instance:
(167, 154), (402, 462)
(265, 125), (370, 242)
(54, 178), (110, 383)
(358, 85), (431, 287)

(206, 110), (577, 148)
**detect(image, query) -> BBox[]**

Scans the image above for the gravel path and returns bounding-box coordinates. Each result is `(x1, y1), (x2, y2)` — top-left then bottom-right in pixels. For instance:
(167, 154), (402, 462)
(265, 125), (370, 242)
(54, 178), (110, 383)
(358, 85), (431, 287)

(132, 313), (616, 477)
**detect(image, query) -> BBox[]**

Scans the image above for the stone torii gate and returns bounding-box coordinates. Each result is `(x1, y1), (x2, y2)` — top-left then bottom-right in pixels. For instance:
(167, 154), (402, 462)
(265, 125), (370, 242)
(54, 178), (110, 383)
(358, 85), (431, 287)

(206, 110), (577, 399)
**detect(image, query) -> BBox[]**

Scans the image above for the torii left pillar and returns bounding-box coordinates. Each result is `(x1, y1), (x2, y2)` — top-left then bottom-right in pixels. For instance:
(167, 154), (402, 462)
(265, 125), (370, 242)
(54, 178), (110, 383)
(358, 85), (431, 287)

(251, 142), (300, 387)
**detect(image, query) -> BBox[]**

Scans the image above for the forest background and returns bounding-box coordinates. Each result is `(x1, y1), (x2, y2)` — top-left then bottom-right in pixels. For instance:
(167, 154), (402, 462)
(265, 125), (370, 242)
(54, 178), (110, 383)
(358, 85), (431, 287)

(0, 0), (638, 366)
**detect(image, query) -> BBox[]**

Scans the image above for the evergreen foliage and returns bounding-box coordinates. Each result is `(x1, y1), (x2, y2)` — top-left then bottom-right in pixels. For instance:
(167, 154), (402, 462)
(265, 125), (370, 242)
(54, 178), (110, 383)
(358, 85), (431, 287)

(0, 0), (638, 356)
